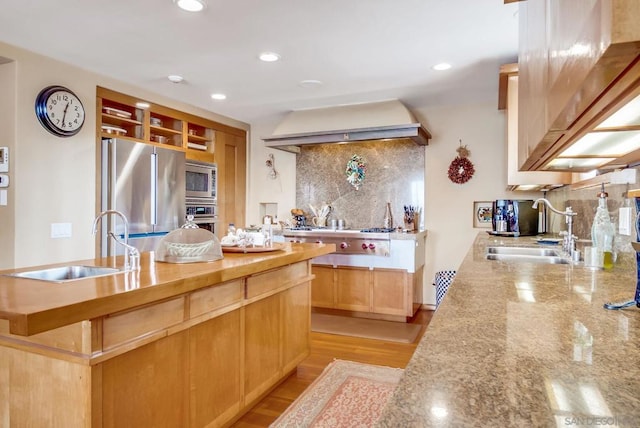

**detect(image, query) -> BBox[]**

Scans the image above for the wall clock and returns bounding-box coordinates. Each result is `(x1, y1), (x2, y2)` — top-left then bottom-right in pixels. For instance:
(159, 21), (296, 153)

(35, 85), (86, 137)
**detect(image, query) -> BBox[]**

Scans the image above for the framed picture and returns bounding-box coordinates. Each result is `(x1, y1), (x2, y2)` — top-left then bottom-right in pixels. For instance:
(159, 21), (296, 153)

(473, 201), (493, 228)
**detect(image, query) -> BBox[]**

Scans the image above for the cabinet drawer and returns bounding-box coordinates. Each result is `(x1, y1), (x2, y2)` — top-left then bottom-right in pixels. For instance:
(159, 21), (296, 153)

(103, 297), (185, 350)
(246, 261), (309, 299)
(189, 279), (243, 318)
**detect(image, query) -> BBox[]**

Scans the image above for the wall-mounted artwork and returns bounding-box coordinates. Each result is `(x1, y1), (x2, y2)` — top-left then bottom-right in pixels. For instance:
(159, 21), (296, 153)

(473, 201), (493, 228)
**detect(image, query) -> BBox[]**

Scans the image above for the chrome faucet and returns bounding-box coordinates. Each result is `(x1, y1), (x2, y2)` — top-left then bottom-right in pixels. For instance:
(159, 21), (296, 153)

(532, 198), (578, 256)
(92, 210), (140, 271)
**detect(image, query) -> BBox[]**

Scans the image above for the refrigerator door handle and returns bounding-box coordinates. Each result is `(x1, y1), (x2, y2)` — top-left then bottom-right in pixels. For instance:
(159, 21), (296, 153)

(151, 152), (158, 225)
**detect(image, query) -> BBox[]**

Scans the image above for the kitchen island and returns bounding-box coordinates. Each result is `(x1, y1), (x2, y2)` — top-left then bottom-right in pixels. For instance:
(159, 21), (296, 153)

(0, 242), (334, 427)
(376, 232), (640, 427)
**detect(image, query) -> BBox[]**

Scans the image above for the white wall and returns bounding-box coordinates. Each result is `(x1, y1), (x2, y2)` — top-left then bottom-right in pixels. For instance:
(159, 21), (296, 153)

(245, 119), (297, 226)
(0, 41), (248, 269)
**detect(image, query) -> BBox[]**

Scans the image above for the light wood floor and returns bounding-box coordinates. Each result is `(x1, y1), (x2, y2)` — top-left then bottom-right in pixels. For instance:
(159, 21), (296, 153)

(231, 309), (435, 427)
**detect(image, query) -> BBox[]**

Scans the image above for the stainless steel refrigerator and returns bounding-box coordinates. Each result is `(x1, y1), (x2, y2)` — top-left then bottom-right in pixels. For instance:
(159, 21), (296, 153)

(99, 138), (185, 256)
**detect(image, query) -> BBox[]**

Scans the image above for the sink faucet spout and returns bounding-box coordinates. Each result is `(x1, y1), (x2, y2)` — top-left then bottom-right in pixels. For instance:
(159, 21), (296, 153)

(92, 210), (139, 271)
(532, 198), (578, 256)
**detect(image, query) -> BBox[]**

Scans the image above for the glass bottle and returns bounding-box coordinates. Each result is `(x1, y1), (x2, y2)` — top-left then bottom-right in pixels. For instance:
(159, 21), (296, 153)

(383, 202), (393, 229)
(591, 186), (615, 269)
(227, 223), (236, 236)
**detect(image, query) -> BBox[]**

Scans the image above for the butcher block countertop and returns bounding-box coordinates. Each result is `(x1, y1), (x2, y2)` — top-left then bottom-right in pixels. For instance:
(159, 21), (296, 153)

(377, 232), (640, 427)
(0, 242), (335, 337)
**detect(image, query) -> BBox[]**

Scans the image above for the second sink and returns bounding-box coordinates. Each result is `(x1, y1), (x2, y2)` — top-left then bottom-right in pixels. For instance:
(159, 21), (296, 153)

(486, 246), (570, 265)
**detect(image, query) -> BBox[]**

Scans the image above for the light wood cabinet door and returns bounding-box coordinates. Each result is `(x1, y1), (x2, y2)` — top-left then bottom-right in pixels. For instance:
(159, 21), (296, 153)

(189, 309), (242, 428)
(311, 264), (336, 308)
(216, 131), (247, 236)
(336, 266), (371, 312)
(244, 293), (281, 405)
(517, 0), (640, 171)
(281, 282), (311, 374)
(101, 331), (188, 428)
(371, 268), (408, 316)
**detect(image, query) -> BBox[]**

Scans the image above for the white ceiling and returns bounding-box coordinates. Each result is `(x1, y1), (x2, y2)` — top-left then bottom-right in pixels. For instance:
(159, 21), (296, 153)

(0, 0), (519, 125)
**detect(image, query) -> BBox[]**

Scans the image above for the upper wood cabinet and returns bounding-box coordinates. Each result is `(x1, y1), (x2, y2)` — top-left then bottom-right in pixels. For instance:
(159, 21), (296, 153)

(499, 63), (572, 189)
(97, 87), (246, 165)
(517, 0), (640, 172)
(215, 130), (247, 232)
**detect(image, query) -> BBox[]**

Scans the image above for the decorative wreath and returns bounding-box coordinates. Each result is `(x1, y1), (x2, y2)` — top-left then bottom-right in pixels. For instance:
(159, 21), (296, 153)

(345, 154), (366, 190)
(448, 143), (475, 184)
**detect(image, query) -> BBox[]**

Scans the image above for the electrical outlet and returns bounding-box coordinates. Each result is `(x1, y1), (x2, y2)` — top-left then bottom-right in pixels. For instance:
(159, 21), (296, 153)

(619, 207), (632, 236)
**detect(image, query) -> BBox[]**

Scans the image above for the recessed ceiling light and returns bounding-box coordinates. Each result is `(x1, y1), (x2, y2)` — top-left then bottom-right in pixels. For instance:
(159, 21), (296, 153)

(135, 102), (150, 109)
(174, 0), (206, 12)
(432, 63), (452, 71)
(211, 93), (227, 100)
(259, 52), (281, 62)
(168, 74), (184, 83)
(299, 79), (323, 88)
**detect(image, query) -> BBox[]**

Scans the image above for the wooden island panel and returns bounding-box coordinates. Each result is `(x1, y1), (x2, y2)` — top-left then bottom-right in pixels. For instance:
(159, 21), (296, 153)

(101, 331), (189, 428)
(189, 310), (242, 428)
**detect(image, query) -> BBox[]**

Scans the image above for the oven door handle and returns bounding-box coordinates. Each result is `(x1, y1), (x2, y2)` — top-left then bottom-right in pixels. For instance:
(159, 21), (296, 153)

(192, 216), (218, 223)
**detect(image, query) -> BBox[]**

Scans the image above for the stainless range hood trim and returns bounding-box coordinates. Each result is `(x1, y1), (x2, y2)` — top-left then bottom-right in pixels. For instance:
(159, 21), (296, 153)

(263, 123), (431, 149)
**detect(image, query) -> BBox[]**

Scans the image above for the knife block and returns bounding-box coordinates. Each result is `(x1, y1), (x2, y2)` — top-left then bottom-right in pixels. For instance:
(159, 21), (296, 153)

(404, 213), (418, 231)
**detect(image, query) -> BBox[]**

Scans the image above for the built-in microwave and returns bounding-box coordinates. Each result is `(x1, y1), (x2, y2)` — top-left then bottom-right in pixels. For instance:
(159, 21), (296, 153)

(185, 161), (217, 200)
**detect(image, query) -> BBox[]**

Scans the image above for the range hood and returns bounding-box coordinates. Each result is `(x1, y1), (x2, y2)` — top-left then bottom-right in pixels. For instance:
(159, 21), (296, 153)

(262, 100), (431, 153)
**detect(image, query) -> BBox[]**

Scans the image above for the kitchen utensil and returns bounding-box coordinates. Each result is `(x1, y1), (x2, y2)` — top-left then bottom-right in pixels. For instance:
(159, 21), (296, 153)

(312, 216), (327, 227)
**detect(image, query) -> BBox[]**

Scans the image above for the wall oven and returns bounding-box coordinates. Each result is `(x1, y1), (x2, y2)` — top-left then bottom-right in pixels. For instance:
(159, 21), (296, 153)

(186, 198), (217, 233)
(185, 161), (217, 233)
(185, 161), (217, 200)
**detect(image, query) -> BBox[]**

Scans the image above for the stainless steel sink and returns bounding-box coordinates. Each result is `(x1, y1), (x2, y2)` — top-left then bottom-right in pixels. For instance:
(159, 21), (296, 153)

(6, 265), (123, 283)
(485, 246), (570, 264)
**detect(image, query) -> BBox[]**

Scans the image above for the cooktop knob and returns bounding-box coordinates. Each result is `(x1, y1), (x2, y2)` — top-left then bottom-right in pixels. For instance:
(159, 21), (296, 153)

(361, 243), (368, 250)
(368, 243), (376, 250)
(340, 242), (348, 249)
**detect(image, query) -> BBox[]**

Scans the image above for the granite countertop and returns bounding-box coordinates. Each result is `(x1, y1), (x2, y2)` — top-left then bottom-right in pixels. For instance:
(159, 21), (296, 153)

(376, 232), (640, 427)
(0, 242), (334, 336)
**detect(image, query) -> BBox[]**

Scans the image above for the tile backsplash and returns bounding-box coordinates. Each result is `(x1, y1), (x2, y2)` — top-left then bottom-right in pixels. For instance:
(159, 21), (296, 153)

(547, 173), (639, 270)
(295, 140), (425, 229)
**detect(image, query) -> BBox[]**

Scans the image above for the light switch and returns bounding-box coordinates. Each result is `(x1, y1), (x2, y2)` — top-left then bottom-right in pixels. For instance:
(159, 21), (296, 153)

(0, 189), (6, 206)
(0, 147), (7, 173)
(51, 222), (72, 238)
(619, 207), (632, 236)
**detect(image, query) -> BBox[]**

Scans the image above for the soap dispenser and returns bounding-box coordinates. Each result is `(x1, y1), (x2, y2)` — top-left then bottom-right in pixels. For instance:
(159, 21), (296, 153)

(591, 184), (615, 269)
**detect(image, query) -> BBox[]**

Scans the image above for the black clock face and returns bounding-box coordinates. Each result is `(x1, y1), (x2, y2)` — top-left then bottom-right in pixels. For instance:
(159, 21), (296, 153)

(35, 86), (86, 137)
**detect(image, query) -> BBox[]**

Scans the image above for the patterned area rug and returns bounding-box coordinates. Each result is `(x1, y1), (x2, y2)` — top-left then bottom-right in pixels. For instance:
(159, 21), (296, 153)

(270, 359), (404, 427)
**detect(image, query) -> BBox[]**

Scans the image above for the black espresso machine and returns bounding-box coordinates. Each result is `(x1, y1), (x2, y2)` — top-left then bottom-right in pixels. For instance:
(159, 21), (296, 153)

(490, 199), (539, 236)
